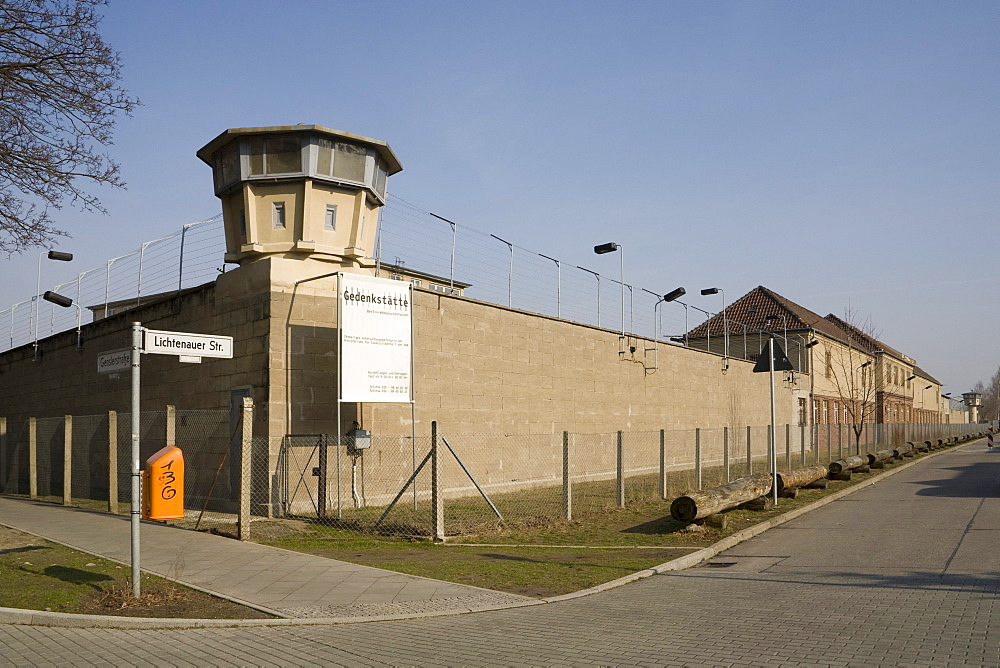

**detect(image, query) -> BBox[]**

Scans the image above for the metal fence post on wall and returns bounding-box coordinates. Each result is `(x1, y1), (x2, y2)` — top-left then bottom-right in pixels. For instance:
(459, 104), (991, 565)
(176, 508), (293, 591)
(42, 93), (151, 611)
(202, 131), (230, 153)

(431, 421), (444, 541)
(616, 431), (625, 508)
(746, 425), (752, 475)
(695, 428), (702, 490)
(108, 411), (118, 513)
(659, 429), (667, 499)
(29, 417), (37, 499)
(723, 426), (730, 483)
(562, 431), (572, 520)
(63, 415), (72, 506)
(238, 398), (253, 541)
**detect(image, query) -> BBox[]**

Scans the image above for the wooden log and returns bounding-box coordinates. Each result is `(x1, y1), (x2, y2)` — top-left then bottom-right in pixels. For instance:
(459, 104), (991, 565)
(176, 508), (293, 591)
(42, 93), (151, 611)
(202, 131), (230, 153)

(776, 465), (828, 492)
(669, 473), (773, 522)
(895, 443), (914, 459)
(867, 449), (895, 466)
(779, 487), (799, 499)
(936, 439), (945, 448)
(870, 461), (885, 469)
(854, 464), (871, 473)
(804, 478), (829, 489)
(829, 471), (852, 481)
(916, 441), (931, 452)
(829, 455), (867, 475)
(741, 496), (774, 511)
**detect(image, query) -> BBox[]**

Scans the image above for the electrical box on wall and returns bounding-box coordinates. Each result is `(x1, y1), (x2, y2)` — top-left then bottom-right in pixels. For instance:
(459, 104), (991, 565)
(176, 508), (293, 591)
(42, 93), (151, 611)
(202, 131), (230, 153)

(347, 428), (371, 456)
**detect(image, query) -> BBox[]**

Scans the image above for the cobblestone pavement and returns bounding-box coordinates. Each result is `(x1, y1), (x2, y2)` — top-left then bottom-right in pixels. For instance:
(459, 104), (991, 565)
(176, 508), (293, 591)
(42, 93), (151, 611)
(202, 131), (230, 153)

(2, 441), (998, 666)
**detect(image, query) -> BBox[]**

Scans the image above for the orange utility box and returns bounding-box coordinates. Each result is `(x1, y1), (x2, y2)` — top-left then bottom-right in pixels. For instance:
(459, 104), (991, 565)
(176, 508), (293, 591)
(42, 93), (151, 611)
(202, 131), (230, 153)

(143, 445), (184, 521)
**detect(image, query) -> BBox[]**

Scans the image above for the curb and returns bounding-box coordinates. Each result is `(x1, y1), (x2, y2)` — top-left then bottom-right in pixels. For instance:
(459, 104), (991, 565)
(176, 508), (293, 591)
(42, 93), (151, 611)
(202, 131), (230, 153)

(0, 439), (980, 629)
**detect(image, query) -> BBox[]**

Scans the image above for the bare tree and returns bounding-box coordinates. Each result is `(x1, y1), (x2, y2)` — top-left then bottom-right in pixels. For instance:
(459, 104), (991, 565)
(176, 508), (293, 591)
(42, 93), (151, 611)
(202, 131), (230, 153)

(0, 0), (138, 253)
(974, 370), (1000, 424)
(824, 309), (882, 454)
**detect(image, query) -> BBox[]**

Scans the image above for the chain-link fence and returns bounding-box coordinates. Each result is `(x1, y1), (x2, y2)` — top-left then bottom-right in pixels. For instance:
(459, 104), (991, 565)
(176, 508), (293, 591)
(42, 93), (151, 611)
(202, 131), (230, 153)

(0, 411), (993, 542)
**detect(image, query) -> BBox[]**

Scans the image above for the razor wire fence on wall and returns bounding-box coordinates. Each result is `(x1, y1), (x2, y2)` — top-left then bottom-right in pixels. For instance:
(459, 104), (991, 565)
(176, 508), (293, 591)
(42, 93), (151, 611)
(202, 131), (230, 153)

(2, 195), (774, 367)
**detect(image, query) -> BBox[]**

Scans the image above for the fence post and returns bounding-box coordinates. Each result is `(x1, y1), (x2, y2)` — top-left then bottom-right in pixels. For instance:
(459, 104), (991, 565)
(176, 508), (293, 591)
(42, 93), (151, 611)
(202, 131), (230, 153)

(63, 415), (72, 506)
(431, 421), (444, 540)
(746, 425), (752, 475)
(784, 423), (791, 471)
(238, 398), (253, 541)
(29, 417), (37, 499)
(694, 428), (702, 490)
(108, 410), (118, 513)
(616, 431), (625, 508)
(0, 416), (6, 493)
(562, 431), (572, 520)
(723, 426), (730, 483)
(166, 405), (176, 448)
(659, 429), (667, 500)
(800, 423), (806, 467)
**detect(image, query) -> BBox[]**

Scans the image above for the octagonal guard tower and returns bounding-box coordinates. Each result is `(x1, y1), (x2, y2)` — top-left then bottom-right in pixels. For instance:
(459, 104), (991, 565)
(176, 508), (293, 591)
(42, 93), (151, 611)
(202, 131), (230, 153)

(197, 124), (402, 283)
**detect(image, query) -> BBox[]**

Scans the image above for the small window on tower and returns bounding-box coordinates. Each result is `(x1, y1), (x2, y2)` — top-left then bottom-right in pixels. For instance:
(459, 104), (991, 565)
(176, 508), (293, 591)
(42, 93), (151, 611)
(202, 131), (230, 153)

(272, 202), (286, 229)
(324, 205), (337, 231)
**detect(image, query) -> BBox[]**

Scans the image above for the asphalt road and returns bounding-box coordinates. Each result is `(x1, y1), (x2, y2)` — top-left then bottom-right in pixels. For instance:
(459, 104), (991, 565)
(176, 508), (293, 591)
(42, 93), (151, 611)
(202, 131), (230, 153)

(3, 440), (998, 666)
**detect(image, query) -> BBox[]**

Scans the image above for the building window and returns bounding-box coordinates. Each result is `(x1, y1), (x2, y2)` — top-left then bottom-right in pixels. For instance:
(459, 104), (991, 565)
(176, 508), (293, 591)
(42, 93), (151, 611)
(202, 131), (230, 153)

(324, 205), (337, 231)
(272, 202), (286, 229)
(825, 351), (832, 378)
(239, 210), (247, 243)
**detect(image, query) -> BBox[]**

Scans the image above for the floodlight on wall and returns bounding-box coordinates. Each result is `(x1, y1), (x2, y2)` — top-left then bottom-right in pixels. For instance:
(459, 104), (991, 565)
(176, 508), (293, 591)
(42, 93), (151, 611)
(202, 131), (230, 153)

(700, 287), (727, 358)
(42, 291), (73, 308)
(664, 287), (686, 302)
(860, 361), (872, 368)
(593, 241), (624, 336)
(925, 385), (932, 390)
(906, 375), (916, 381)
(34, 249), (74, 359)
(41, 290), (83, 350)
(805, 340), (819, 349)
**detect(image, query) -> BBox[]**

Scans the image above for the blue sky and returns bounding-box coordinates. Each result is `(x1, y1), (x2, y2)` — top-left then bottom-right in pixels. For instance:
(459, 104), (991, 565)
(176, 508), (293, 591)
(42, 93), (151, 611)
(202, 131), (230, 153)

(4, 0), (998, 395)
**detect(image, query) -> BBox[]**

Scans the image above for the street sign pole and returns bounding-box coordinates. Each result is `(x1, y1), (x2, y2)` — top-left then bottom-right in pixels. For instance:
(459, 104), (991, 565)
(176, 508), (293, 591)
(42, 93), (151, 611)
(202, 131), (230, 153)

(130, 322), (142, 597)
(769, 336), (778, 506)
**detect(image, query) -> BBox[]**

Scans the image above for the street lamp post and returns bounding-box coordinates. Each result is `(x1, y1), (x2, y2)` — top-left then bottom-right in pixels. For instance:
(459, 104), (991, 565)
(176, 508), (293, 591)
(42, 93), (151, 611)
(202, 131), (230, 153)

(577, 266), (601, 327)
(641, 287), (686, 369)
(700, 288), (727, 358)
(594, 242), (624, 337)
(689, 304), (712, 353)
(34, 250), (73, 358)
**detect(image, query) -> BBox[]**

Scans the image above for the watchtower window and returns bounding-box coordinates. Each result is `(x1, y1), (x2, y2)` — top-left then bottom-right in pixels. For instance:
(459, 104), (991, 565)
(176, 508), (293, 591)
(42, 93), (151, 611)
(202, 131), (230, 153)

(324, 205), (337, 231)
(272, 202), (286, 229)
(249, 135), (302, 175)
(332, 142), (366, 182)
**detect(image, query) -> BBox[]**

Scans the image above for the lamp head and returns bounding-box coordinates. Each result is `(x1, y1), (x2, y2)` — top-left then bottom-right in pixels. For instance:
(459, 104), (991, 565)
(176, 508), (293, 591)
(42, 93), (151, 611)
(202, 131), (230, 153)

(805, 340), (819, 349)
(593, 242), (619, 254)
(663, 287), (686, 302)
(47, 250), (73, 262)
(700, 287), (719, 296)
(42, 291), (73, 308)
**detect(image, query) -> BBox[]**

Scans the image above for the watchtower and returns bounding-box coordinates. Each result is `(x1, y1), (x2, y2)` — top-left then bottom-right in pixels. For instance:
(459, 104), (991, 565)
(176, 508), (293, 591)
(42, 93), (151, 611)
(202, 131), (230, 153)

(197, 125), (402, 280)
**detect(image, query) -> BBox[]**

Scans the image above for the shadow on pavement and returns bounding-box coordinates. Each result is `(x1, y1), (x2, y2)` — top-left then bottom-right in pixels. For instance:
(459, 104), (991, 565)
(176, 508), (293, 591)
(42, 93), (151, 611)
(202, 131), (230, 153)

(908, 460), (1000, 498)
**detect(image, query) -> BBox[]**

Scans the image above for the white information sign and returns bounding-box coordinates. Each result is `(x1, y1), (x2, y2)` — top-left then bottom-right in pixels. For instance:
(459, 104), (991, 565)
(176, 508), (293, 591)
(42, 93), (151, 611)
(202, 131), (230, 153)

(340, 273), (412, 403)
(144, 329), (233, 358)
(97, 349), (131, 374)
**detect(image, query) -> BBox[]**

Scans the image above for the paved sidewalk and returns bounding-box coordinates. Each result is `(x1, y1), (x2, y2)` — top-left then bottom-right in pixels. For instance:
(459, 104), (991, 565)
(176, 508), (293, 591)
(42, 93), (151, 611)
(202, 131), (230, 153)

(0, 439), (997, 666)
(0, 497), (530, 618)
